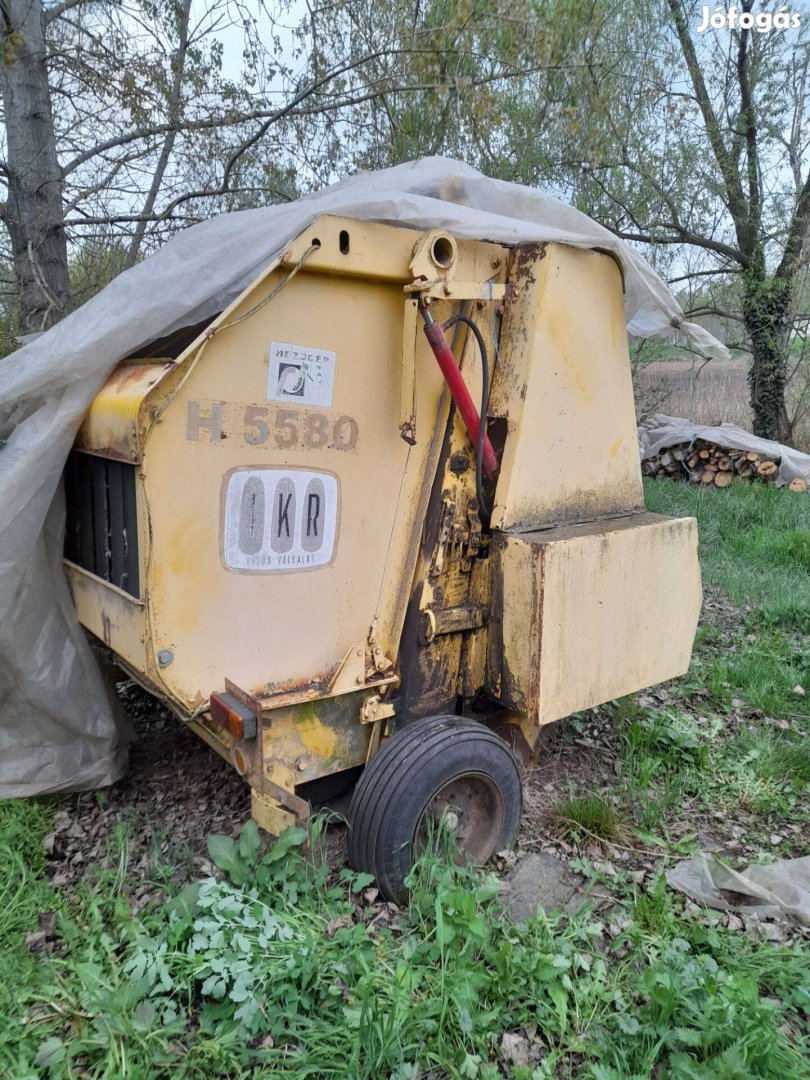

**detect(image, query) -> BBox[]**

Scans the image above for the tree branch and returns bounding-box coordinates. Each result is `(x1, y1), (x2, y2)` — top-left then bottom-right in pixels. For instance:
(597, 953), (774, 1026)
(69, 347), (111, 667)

(683, 305), (745, 323)
(775, 165), (810, 283)
(736, 5), (761, 250)
(59, 49), (564, 178)
(124, 0), (191, 267)
(667, 268), (740, 284)
(612, 227), (746, 265)
(43, 0), (85, 26)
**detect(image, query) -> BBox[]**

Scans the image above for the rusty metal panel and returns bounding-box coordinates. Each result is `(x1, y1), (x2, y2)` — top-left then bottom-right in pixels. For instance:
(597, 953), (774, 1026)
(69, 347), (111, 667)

(490, 244), (643, 531)
(64, 560), (147, 671)
(75, 361), (173, 462)
(190, 688), (374, 794)
(490, 513), (702, 725)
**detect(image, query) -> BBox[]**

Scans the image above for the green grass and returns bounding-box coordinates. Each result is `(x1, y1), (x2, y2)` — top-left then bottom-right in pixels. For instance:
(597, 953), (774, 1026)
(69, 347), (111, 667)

(554, 792), (623, 845)
(644, 479), (810, 631)
(2, 813), (807, 1079)
(617, 707), (707, 834)
(730, 728), (810, 785)
(711, 727), (810, 814)
(554, 481), (810, 854)
(0, 797), (60, 1078)
(646, 479), (810, 724)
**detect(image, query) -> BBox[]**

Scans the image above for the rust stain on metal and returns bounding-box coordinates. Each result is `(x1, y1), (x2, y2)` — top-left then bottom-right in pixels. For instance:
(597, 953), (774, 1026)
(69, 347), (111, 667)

(251, 668), (336, 702)
(75, 360), (174, 462)
(507, 242), (545, 291)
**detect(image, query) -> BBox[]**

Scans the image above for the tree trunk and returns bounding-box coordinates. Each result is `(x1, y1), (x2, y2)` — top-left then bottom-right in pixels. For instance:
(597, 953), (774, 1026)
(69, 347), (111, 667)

(0, 0), (69, 333)
(743, 258), (792, 443)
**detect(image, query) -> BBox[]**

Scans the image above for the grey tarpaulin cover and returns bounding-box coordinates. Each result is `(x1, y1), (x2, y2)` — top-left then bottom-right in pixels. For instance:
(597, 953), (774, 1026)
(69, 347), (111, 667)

(668, 853), (810, 926)
(638, 413), (810, 486)
(0, 156), (729, 797)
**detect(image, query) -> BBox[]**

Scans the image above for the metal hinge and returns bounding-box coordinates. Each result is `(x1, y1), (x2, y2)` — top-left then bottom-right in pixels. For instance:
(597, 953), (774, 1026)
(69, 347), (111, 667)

(419, 602), (489, 645)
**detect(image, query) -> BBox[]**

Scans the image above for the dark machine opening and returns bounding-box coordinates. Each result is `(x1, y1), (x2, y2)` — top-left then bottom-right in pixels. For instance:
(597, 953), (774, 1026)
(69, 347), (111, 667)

(64, 450), (140, 598)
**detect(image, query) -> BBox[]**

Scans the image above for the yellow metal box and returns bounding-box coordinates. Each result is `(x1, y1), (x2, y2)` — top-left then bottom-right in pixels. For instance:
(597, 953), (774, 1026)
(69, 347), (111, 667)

(489, 513), (702, 725)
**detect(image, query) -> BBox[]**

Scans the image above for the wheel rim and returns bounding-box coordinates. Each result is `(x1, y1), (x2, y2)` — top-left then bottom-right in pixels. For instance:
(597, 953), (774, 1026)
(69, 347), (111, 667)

(414, 771), (506, 865)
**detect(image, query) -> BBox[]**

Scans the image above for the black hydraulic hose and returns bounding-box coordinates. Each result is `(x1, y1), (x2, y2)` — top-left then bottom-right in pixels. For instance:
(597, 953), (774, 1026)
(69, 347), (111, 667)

(442, 313), (492, 527)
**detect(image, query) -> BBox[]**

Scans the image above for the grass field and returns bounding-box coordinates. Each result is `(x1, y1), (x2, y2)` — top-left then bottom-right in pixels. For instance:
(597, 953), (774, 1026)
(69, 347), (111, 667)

(1, 480), (809, 1079)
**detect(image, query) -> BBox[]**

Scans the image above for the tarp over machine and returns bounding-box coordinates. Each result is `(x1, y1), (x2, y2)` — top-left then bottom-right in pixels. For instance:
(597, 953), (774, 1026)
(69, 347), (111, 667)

(0, 156), (728, 796)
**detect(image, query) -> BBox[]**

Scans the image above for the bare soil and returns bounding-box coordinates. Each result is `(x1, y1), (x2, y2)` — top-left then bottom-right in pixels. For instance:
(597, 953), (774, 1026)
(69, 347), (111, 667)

(47, 683), (249, 908)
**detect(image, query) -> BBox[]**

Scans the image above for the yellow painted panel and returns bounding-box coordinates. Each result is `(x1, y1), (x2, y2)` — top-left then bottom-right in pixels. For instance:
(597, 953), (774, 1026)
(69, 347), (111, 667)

(64, 561), (147, 671)
(493, 514), (701, 724)
(75, 361), (173, 462)
(280, 214), (504, 286)
(135, 220), (501, 712)
(491, 245), (643, 531)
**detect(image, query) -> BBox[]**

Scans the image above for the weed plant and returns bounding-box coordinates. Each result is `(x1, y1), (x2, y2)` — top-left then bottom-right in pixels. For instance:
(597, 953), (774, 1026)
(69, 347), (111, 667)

(2, 810), (808, 1080)
(553, 793), (623, 845)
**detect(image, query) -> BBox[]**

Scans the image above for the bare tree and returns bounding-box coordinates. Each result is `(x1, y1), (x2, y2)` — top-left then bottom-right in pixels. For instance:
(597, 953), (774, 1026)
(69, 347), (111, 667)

(481, 0), (810, 441)
(665, 0), (810, 441)
(0, 0), (562, 336)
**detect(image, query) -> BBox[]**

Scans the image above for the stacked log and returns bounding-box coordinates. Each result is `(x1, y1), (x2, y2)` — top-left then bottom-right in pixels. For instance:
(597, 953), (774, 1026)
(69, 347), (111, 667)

(642, 439), (809, 492)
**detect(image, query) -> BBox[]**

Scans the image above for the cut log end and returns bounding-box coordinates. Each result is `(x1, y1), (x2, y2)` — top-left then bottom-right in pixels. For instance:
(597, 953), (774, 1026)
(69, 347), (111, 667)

(645, 439), (792, 493)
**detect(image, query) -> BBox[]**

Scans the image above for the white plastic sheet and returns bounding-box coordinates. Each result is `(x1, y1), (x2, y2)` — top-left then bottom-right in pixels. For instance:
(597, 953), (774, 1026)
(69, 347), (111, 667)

(668, 852), (810, 926)
(638, 413), (810, 486)
(0, 157), (729, 797)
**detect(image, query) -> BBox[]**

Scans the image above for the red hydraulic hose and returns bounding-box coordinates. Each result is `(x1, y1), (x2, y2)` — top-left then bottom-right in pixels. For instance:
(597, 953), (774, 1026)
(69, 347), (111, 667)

(420, 307), (498, 479)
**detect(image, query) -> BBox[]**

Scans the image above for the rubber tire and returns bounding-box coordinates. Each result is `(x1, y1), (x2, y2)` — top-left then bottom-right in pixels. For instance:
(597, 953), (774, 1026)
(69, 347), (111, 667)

(348, 715), (522, 903)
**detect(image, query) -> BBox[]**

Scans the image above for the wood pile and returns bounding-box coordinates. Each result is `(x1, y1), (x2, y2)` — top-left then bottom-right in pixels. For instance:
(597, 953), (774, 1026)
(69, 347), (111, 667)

(642, 440), (809, 493)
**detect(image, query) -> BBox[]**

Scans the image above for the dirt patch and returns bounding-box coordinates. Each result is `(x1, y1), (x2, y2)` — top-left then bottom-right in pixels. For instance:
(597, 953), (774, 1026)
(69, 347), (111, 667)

(47, 681), (249, 908)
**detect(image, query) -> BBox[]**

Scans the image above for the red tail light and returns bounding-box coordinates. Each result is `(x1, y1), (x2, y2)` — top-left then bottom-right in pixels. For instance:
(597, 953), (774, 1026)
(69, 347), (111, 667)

(209, 692), (258, 740)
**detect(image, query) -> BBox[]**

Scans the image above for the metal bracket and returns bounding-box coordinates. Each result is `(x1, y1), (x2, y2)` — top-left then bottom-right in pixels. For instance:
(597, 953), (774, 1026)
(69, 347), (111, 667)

(419, 603), (488, 645)
(263, 777), (310, 821)
(360, 693), (396, 725)
(404, 279), (510, 302)
(251, 789), (300, 837)
(327, 641), (368, 694)
(429, 495), (456, 578)
(367, 618), (394, 674)
(462, 498), (484, 572)
(400, 298), (419, 445)
(409, 230), (458, 286)
(364, 719), (385, 764)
